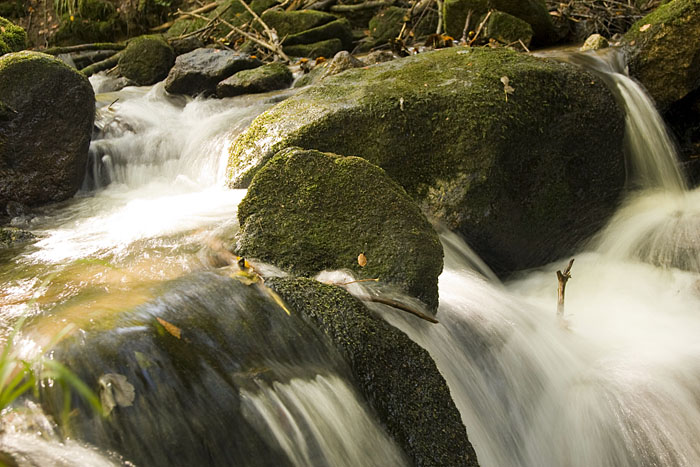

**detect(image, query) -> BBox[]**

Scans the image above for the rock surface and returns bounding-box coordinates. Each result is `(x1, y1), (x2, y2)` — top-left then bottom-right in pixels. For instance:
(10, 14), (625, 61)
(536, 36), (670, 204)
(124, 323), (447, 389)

(267, 276), (479, 467)
(0, 51), (94, 211)
(217, 62), (293, 97)
(164, 48), (262, 97)
(118, 35), (175, 86)
(228, 46), (626, 275)
(625, 0), (700, 110)
(237, 147), (443, 309)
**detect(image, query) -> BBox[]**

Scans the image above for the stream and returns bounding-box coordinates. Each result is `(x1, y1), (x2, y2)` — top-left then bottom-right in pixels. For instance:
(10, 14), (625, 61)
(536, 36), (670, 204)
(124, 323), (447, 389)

(1, 49), (700, 466)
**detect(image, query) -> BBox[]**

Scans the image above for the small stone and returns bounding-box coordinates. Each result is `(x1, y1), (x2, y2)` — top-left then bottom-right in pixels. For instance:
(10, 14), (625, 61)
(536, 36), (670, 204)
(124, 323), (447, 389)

(580, 33), (609, 51)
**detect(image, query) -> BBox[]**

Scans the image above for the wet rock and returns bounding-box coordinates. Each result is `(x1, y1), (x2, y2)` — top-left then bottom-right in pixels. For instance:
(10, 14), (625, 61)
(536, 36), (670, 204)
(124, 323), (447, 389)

(267, 276), (479, 466)
(363, 49), (396, 64)
(118, 35), (175, 86)
(284, 38), (344, 59)
(0, 16), (25, 56)
(227, 47), (626, 275)
(164, 48), (262, 97)
(237, 147), (443, 309)
(168, 36), (204, 56)
(323, 50), (365, 77)
(581, 33), (609, 51)
(443, 0), (555, 46)
(217, 62), (293, 97)
(0, 51), (94, 211)
(482, 10), (533, 46)
(0, 226), (34, 248)
(624, 0), (700, 110)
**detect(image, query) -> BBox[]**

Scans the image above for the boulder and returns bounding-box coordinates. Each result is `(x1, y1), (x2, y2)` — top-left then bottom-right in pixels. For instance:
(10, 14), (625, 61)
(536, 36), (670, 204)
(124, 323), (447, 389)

(164, 48), (262, 97)
(482, 10), (533, 46)
(580, 33), (609, 51)
(260, 9), (337, 38)
(0, 226), (34, 248)
(237, 147), (443, 309)
(443, 0), (555, 45)
(0, 16), (25, 56)
(266, 276), (479, 467)
(217, 62), (293, 97)
(283, 38), (343, 59)
(52, 0), (125, 44)
(283, 18), (354, 50)
(227, 47), (626, 275)
(0, 51), (95, 211)
(367, 7), (408, 46)
(624, 0), (700, 110)
(118, 35), (175, 86)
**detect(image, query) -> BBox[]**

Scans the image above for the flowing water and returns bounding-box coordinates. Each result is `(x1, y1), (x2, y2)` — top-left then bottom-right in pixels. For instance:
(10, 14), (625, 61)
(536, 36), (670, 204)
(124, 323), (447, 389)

(1, 49), (699, 466)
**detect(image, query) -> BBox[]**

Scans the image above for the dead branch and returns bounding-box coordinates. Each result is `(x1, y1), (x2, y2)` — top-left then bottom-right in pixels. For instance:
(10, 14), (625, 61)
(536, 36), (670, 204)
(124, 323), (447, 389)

(435, 0), (444, 35)
(150, 1), (219, 32)
(459, 9), (472, 44)
(80, 53), (121, 77)
(330, 1), (392, 12)
(556, 258), (575, 318)
(468, 9), (491, 46)
(43, 43), (125, 55)
(367, 296), (439, 324)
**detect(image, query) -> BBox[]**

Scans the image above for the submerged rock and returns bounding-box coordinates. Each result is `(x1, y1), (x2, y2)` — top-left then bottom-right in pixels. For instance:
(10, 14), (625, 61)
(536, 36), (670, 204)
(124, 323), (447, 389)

(267, 276), (478, 467)
(0, 226), (34, 248)
(217, 62), (293, 97)
(227, 46), (625, 275)
(624, 0), (700, 110)
(0, 16), (25, 56)
(117, 35), (175, 86)
(0, 51), (94, 211)
(164, 48), (262, 97)
(237, 147), (443, 309)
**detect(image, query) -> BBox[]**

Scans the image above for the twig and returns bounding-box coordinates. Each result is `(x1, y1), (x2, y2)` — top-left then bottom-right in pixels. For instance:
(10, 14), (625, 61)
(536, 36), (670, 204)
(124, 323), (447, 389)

(556, 258), (575, 318)
(459, 9), (472, 44)
(468, 10), (491, 46)
(80, 53), (121, 77)
(518, 39), (530, 53)
(330, 1), (392, 12)
(150, 1), (219, 32)
(367, 296), (439, 324)
(435, 0), (444, 34)
(237, 0), (284, 54)
(42, 43), (125, 55)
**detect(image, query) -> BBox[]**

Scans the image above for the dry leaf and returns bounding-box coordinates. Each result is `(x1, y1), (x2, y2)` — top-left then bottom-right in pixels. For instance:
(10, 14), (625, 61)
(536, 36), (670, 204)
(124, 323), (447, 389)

(358, 253), (367, 267)
(99, 373), (135, 416)
(640, 23), (651, 32)
(156, 317), (181, 339)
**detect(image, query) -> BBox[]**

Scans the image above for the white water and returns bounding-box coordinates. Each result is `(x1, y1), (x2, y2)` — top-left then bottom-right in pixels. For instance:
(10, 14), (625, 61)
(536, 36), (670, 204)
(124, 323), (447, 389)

(2, 50), (700, 466)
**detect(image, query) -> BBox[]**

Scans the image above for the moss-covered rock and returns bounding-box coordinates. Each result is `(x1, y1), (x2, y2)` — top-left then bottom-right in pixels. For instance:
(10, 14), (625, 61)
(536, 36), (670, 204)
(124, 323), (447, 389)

(237, 147), (444, 309)
(367, 7), (407, 47)
(624, 0), (700, 110)
(443, 0), (554, 45)
(0, 16), (25, 56)
(266, 276), (478, 466)
(53, 0), (125, 44)
(164, 48), (262, 97)
(217, 62), (293, 97)
(118, 35), (175, 86)
(0, 51), (94, 211)
(283, 38), (343, 59)
(283, 18), (354, 50)
(580, 33), (609, 51)
(483, 10), (533, 46)
(260, 9), (337, 38)
(227, 47), (626, 275)
(0, 1), (22, 19)
(0, 226), (34, 248)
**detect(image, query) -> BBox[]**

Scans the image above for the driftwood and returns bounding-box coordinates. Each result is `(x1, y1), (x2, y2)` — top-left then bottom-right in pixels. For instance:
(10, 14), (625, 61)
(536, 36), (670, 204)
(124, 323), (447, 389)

(366, 296), (440, 324)
(42, 43), (125, 55)
(80, 53), (121, 77)
(150, 1), (219, 33)
(556, 258), (575, 318)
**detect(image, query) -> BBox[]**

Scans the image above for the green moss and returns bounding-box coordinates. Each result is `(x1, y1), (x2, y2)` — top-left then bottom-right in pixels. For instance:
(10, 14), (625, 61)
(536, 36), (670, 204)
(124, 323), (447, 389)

(283, 18), (353, 49)
(267, 276), (478, 466)
(217, 62), (292, 97)
(0, 1), (22, 18)
(0, 16), (25, 55)
(167, 0), (281, 39)
(483, 11), (533, 45)
(117, 34), (174, 85)
(626, 0), (698, 43)
(78, 0), (116, 20)
(260, 9), (336, 38)
(368, 7), (407, 45)
(283, 38), (343, 58)
(443, 0), (487, 38)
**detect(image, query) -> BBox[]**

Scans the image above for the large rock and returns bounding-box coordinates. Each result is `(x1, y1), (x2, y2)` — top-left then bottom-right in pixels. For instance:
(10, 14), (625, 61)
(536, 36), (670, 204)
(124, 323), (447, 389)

(0, 16), (25, 56)
(237, 147), (443, 309)
(118, 35), (175, 86)
(227, 47), (626, 274)
(443, 0), (554, 45)
(266, 276), (478, 467)
(482, 10), (533, 46)
(0, 51), (94, 211)
(625, 0), (700, 110)
(164, 48), (262, 97)
(216, 62), (293, 97)
(260, 9), (336, 38)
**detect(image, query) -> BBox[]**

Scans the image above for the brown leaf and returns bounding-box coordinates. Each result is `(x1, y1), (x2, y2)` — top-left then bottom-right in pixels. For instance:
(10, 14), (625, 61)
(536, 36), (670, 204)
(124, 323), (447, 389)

(640, 23), (651, 32)
(358, 253), (367, 267)
(156, 317), (181, 339)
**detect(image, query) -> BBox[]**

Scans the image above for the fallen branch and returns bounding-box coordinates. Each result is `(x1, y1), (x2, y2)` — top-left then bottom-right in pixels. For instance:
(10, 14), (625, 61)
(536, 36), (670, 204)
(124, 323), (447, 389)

(468, 9), (491, 46)
(367, 296), (439, 324)
(459, 9), (472, 44)
(330, 1), (392, 12)
(150, 1), (219, 32)
(42, 42), (125, 55)
(80, 53), (121, 77)
(556, 258), (575, 318)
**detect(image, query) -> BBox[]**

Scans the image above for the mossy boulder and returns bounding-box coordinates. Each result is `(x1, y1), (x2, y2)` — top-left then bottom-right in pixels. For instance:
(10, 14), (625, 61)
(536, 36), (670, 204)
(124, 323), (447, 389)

(283, 18), (353, 50)
(0, 226), (34, 248)
(118, 35), (175, 86)
(580, 33), (609, 51)
(283, 38), (343, 59)
(483, 11), (533, 46)
(260, 9), (337, 38)
(53, 0), (125, 44)
(266, 276), (479, 466)
(0, 16), (25, 56)
(217, 62), (293, 97)
(624, 0), (700, 110)
(443, 0), (554, 45)
(227, 47), (626, 275)
(367, 7), (408, 46)
(164, 48), (262, 97)
(237, 147), (444, 309)
(0, 51), (94, 211)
